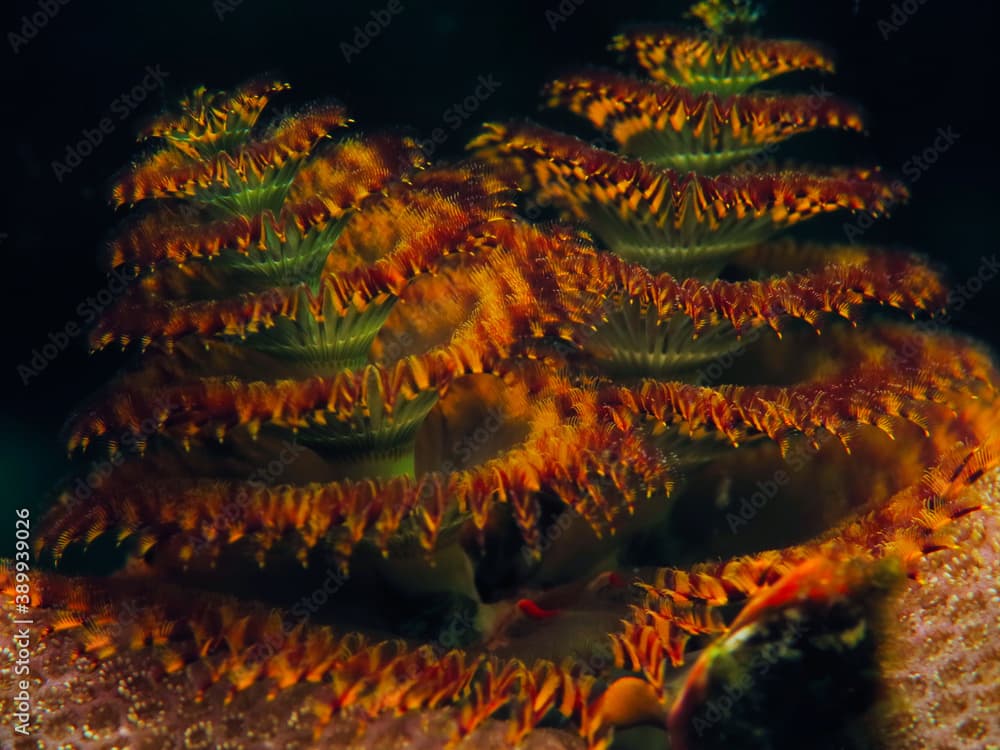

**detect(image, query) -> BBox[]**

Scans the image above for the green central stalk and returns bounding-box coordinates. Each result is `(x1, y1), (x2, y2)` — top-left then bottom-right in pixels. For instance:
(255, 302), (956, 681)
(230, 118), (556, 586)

(322, 440), (418, 481)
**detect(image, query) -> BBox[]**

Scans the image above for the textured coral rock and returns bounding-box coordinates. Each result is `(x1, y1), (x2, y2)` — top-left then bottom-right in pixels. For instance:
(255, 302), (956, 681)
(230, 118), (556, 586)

(0, 607), (583, 749)
(878, 466), (1000, 749)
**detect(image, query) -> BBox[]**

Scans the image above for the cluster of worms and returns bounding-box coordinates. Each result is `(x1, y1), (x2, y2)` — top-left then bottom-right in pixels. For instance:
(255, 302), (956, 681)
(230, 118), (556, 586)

(2, 3), (997, 749)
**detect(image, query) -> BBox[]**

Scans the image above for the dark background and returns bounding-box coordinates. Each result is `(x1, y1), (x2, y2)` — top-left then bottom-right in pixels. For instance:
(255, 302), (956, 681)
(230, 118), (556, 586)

(1, 0), (997, 519)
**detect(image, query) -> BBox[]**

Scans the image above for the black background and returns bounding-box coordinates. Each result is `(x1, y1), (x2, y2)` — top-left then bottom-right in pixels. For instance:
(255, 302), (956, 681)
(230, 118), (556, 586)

(1, 0), (997, 513)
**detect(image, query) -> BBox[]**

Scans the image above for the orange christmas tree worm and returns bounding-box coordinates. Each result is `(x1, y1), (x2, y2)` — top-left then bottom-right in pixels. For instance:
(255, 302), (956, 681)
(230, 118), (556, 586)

(5, 2), (999, 749)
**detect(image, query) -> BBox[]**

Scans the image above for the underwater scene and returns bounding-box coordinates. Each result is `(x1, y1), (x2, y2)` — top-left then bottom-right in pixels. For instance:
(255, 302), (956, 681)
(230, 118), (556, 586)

(2, 0), (998, 748)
